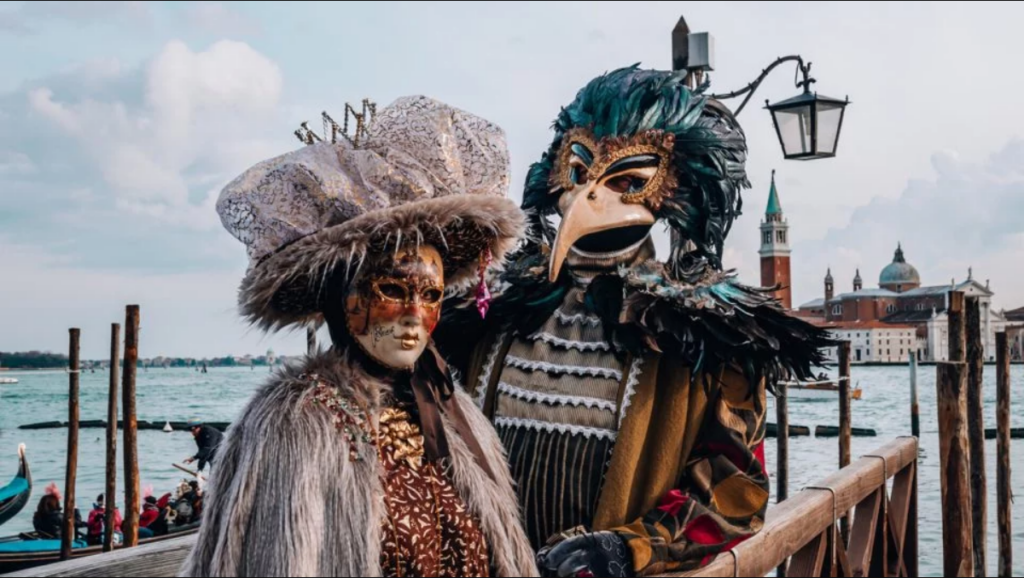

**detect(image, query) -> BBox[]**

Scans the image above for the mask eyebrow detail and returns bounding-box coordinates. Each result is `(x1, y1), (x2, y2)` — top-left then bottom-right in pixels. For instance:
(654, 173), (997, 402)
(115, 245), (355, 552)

(570, 142), (594, 166)
(603, 154), (661, 177)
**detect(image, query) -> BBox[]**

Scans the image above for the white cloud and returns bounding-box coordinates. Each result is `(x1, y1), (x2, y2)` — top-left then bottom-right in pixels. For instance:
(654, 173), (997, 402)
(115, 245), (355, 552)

(28, 88), (82, 133)
(24, 39), (284, 231)
(792, 139), (1024, 310)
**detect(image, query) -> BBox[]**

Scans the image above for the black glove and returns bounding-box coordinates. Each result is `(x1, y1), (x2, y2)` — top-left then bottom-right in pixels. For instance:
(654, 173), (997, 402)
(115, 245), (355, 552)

(537, 531), (633, 577)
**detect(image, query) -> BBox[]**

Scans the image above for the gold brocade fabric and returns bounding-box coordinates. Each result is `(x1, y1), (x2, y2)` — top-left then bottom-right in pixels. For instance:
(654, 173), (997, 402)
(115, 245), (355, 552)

(378, 406), (490, 578)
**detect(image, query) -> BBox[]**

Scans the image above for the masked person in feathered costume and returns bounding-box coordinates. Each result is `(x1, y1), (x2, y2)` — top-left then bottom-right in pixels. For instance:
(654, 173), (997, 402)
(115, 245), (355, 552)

(181, 96), (537, 577)
(435, 66), (831, 577)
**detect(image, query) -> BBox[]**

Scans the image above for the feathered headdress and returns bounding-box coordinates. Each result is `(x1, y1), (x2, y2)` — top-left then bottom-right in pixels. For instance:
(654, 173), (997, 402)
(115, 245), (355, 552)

(522, 64), (749, 272)
(44, 482), (61, 502)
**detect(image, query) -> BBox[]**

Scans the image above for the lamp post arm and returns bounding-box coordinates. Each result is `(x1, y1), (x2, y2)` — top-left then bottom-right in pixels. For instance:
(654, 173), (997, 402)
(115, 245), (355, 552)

(708, 55), (815, 115)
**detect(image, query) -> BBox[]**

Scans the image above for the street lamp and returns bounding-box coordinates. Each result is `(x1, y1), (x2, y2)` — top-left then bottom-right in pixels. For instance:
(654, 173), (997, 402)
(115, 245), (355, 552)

(764, 61), (850, 160)
(673, 17), (850, 160)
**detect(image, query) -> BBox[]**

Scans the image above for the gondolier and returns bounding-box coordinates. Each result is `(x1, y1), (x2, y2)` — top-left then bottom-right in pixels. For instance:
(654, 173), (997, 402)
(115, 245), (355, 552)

(183, 419), (223, 472)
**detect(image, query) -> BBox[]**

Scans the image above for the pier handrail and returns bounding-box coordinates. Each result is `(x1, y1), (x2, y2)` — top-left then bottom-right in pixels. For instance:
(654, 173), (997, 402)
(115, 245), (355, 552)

(6, 437), (918, 578)
(678, 436), (919, 577)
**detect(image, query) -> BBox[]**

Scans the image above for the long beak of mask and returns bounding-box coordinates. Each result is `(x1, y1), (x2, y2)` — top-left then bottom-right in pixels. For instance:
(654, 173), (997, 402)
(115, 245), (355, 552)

(549, 184), (656, 282)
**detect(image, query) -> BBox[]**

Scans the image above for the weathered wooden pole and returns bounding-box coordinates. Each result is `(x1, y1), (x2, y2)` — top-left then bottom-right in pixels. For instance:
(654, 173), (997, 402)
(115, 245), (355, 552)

(307, 326), (316, 355)
(965, 297), (987, 577)
(103, 323), (121, 552)
(122, 306), (141, 547)
(949, 291), (966, 362)
(995, 332), (1012, 578)
(60, 328), (81, 561)
(910, 351), (921, 438)
(776, 379), (789, 578)
(838, 340), (852, 544)
(937, 361), (974, 578)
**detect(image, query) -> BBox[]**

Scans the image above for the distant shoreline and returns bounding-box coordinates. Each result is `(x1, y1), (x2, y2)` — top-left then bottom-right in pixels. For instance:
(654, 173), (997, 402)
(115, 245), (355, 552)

(821, 360), (1023, 368)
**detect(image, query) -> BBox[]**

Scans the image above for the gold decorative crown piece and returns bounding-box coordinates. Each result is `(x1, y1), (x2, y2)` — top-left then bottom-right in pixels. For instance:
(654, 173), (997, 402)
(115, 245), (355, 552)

(295, 98), (378, 148)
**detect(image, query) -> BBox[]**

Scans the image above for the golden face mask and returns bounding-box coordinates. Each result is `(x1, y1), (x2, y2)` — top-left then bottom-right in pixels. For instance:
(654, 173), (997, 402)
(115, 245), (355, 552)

(345, 245), (445, 370)
(551, 128), (677, 211)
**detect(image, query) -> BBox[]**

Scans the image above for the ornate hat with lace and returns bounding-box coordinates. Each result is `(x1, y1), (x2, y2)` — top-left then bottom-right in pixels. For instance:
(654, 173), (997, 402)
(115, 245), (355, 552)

(218, 95), (524, 331)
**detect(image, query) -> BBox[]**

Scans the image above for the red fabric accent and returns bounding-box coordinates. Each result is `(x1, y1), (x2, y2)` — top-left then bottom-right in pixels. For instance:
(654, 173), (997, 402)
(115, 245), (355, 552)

(86, 509), (104, 537)
(140, 506), (159, 528)
(753, 441), (768, 479)
(722, 534), (751, 552)
(656, 489), (690, 516)
(156, 493), (172, 510)
(683, 515), (726, 546)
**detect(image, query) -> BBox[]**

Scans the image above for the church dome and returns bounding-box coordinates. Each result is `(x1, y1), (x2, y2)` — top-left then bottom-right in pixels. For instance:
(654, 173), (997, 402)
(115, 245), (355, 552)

(879, 244), (921, 292)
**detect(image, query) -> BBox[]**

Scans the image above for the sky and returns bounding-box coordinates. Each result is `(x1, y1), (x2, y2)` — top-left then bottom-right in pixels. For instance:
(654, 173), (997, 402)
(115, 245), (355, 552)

(1, 1), (1023, 360)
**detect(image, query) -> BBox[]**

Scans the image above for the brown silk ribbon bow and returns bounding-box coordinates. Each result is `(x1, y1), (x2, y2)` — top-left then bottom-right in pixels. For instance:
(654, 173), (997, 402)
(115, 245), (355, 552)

(410, 344), (497, 483)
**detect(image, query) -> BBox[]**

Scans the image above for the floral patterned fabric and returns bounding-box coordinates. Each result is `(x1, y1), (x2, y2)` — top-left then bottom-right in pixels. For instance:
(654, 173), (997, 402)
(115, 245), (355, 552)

(378, 404), (491, 578)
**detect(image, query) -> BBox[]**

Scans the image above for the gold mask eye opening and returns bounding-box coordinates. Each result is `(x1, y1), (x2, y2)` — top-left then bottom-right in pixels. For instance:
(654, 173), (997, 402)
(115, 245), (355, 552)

(372, 279), (410, 303)
(420, 286), (444, 307)
(552, 128), (599, 193)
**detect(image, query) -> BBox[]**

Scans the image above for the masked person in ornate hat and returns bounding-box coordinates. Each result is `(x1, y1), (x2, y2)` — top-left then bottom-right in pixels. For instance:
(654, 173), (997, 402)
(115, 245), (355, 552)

(181, 96), (537, 578)
(435, 66), (831, 577)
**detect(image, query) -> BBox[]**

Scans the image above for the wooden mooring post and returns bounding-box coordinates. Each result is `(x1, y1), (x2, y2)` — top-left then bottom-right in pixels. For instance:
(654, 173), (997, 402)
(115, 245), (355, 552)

(775, 379), (789, 578)
(995, 332), (1012, 578)
(949, 290), (966, 362)
(122, 306), (141, 547)
(910, 351), (920, 438)
(838, 340), (852, 544)
(937, 361), (974, 577)
(104, 323), (121, 552)
(966, 297), (986, 576)
(60, 328), (80, 561)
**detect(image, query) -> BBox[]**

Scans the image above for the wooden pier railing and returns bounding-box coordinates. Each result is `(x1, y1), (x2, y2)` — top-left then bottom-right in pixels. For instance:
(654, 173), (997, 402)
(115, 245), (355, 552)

(7, 436), (919, 578)
(681, 436), (918, 578)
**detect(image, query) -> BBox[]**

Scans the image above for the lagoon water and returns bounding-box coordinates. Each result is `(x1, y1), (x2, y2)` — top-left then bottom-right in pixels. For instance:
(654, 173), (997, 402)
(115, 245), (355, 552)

(1, 364), (1021, 576)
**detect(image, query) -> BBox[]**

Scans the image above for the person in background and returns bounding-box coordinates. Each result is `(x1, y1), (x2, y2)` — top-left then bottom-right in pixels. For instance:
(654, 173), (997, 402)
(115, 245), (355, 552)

(32, 484), (64, 539)
(139, 495), (160, 539)
(183, 419), (224, 472)
(33, 485), (85, 540)
(148, 493), (174, 537)
(85, 494), (122, 546)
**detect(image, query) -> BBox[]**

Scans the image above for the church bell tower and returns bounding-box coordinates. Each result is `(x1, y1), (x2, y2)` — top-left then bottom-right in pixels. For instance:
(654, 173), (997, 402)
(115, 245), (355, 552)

(759, 170), (792, 309)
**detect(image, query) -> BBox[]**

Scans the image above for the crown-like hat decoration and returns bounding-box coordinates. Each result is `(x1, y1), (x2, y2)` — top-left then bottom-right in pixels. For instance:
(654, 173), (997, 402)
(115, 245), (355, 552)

(294, 99), (378, 148)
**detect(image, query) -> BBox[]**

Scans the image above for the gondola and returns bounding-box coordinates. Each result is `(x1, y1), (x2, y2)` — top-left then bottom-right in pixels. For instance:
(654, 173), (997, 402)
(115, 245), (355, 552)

(0, 445), (31, 528)
(0, 522), (200, 573)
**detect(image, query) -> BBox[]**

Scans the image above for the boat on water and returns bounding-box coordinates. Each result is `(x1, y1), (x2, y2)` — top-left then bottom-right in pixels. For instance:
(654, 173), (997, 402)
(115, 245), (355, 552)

(0, 446), (31, 529)
(0, 523), (199, 573)
(0, 378), (18, 385)
(788, 381), (864, 400)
